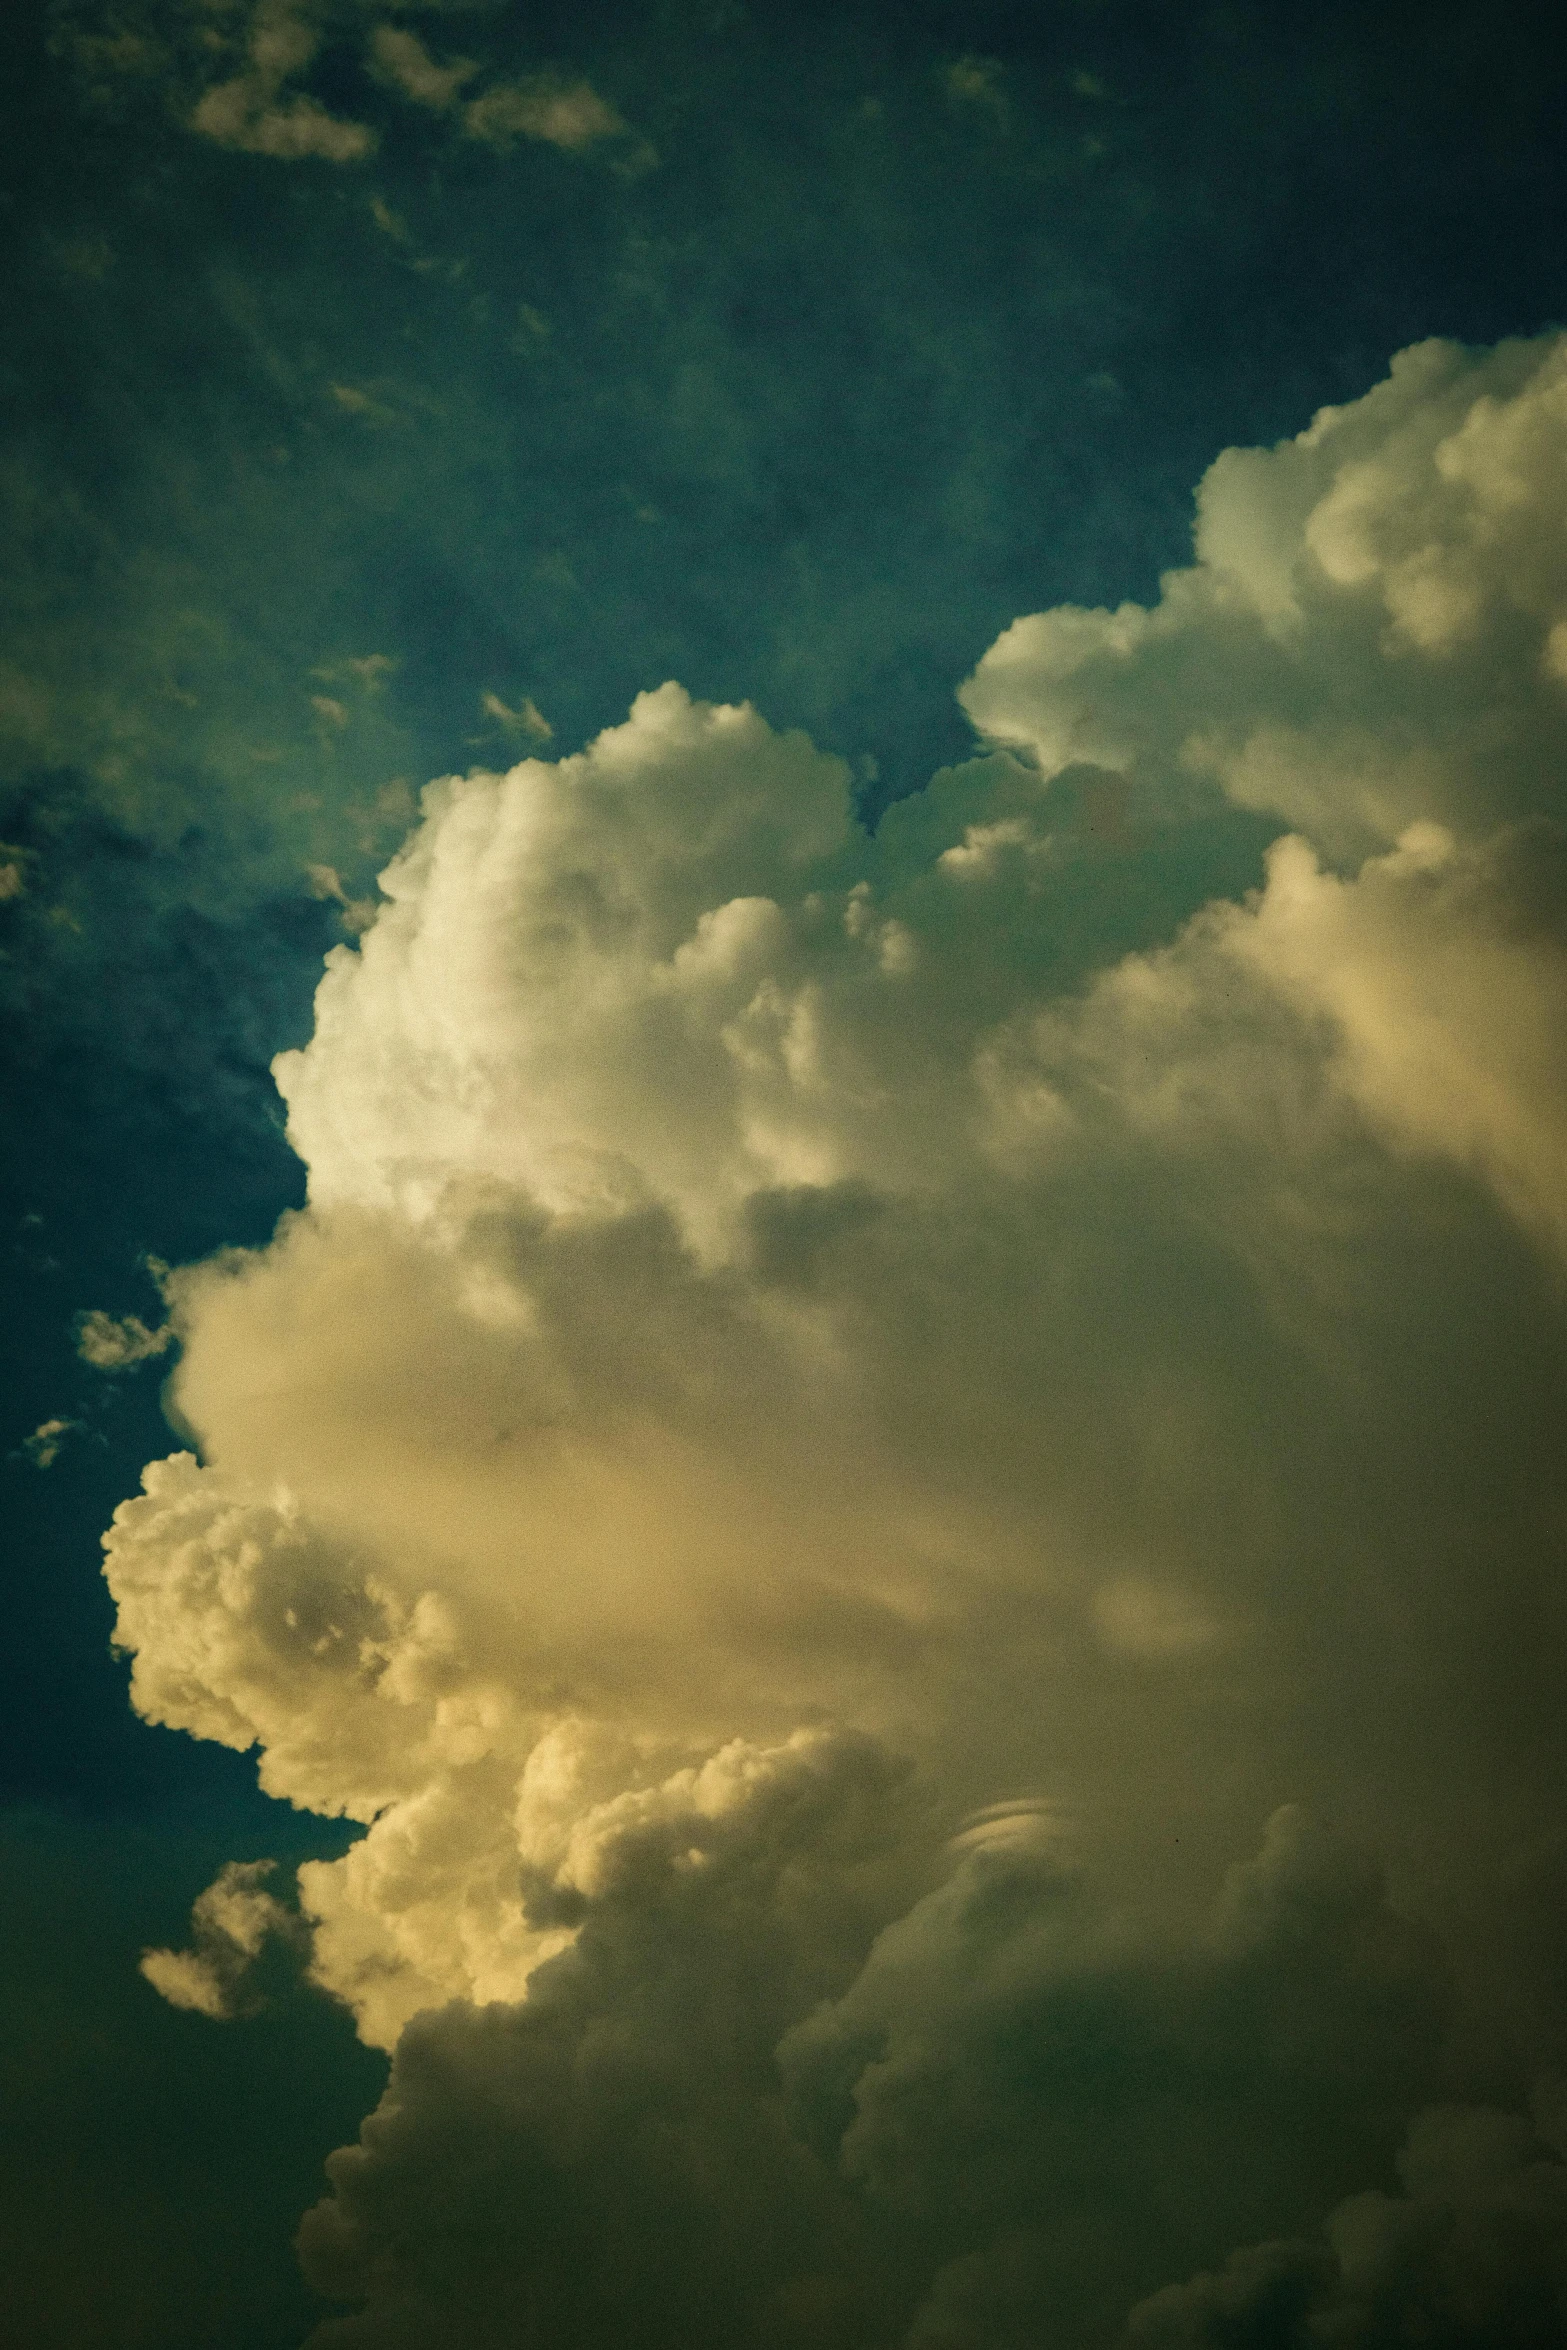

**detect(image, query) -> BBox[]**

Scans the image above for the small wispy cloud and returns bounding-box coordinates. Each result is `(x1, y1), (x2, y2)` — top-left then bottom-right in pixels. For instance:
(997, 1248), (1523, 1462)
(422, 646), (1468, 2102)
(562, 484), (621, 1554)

(367, 24), (477, 112)
(364, 23), (644, 165)
(306, 862), (379, 934)
(942, 55), (1009, 124)
(481, 689), (553, 742)
(464, 71), (639, 158)
(75, 1310), (173, 1372)
(328, 381), (398, 425)
(23, 1418), (78, 1469)
(191, 0), (375, 163)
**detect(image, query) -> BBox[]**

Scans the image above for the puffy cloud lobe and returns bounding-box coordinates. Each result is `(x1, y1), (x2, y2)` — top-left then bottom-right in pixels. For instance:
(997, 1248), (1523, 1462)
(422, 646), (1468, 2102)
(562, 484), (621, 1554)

(99, 335), (1567, 2340)
(294, 1795), (1449, 2349)
(298, 1726), (918, 2348)
(1128, 2094), (1567, 2349)
(963, 335), (1567, 852)
(981, 819), (1567, 1266)
(106, 1451), (529, 1823)
(274, 683), (856, 1240)
(782, 1807), (1447, 2348)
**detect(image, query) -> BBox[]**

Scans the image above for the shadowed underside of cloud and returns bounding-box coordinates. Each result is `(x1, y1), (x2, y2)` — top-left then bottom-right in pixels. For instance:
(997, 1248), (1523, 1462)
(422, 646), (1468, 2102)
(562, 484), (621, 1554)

(104, 333), (1567, 2344)
(1129, 2092), (1567, 2350)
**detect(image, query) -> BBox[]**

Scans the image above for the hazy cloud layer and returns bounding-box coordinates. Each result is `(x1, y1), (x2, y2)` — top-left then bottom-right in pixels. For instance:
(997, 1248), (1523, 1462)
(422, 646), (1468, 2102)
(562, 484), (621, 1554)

(105, 336), (1567, 2342)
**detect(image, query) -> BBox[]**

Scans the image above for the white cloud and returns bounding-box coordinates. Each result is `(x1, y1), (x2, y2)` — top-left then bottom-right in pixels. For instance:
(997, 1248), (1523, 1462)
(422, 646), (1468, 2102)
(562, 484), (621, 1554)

(977, 818), (1567, 1265)
(962, 334), (1567, 854)
(479, 688), (552, 741)
(100, 332), (1567, 2341)
(306, 861), (379, 933)
(271, 681), (854, 1239)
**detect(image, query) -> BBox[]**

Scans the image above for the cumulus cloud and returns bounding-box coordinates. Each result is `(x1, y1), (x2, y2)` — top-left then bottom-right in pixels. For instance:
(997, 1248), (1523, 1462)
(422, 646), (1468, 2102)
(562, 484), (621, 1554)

(297, 1725), (919, 2342)
(975, 817), (1567, 1266)
(1129, 2092), (1567, 2349)
(963, 334), (1567, 853)
(102, 334), (1567, 2341)
(290, 1794), (1447, 2347)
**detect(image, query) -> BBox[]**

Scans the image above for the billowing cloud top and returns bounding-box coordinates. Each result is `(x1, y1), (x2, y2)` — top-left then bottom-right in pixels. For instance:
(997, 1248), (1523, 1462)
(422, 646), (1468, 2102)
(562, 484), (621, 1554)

(105, 334), (1567, 2346)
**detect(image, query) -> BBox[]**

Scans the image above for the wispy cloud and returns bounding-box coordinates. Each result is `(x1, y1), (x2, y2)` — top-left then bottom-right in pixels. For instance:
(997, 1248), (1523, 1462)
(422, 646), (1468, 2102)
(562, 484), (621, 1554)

(464, 70), (639, 158)
(190, 0), (375, 162)
(23, 1417), (78, 1468)
(75, 1309), (173, 1370)
(366, 23), (476, 111)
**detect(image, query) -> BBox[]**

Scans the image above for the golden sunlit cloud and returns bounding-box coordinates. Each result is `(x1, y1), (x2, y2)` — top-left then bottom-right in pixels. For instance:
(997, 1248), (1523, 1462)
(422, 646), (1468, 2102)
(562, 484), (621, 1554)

(107, 334), (1567, 2347)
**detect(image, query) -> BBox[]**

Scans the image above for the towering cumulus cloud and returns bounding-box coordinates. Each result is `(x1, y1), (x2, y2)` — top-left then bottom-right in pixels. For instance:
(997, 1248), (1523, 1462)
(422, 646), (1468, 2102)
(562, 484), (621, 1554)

(105, 336), (1567, 2345)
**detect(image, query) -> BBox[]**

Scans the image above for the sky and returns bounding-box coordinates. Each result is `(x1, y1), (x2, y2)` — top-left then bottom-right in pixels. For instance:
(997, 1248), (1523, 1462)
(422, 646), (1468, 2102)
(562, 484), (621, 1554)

(6, 2), (1567, 2344)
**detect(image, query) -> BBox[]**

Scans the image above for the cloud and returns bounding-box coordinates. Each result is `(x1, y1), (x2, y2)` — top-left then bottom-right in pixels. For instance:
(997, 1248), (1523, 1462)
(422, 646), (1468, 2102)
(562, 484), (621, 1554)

(191, 0), (376, 163)
(943, 57), (1010, 125)
(75, 1308), (173, 1370)
(962, 334), (1567, 854)
(290, 1796), (1447, 2348)
(1129, 2092), (1567, 2350)
(367, 24), (476, 111)
(479, 688), (553, 742)
(344, 23), (640, 166)
(782, 1806), (1448, 2350)
(306, 862), (379, 934)
(100, 335), (1567, 2341)
(973, 816), (1567, 1267)
(296, 1725), (918, 2341)
(139, 1859), (306, 2018)
(463, 71), (637, 157)
(24, 1417), (78, 1468)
